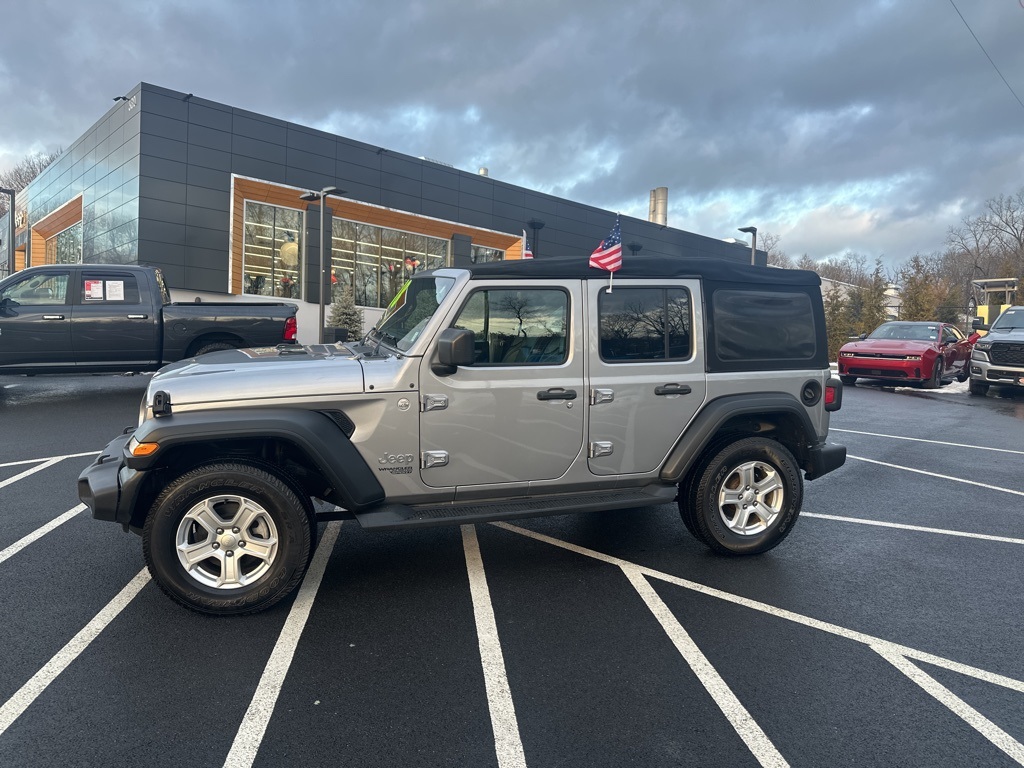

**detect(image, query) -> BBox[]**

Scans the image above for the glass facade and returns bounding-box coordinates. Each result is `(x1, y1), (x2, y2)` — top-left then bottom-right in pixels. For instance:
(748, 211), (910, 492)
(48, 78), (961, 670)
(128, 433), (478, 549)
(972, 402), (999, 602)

(44, 222), (84, 265)
(329, 217), (448, 309)
(242, 201), (304, 299)
(471, 245), (504, 263)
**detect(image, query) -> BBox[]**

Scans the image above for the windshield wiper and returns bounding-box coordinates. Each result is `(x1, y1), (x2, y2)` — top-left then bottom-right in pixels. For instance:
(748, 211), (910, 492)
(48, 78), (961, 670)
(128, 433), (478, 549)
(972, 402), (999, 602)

(367, 328), (399, 356)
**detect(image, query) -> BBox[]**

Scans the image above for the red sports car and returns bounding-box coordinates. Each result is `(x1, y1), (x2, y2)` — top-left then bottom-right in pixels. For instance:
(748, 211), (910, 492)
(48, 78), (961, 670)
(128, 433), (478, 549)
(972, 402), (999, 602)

(838, 321), (973, 388)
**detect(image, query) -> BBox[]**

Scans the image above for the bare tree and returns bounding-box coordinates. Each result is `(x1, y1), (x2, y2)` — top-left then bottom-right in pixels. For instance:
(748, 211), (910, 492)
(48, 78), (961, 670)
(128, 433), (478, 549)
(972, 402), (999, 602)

(760, 231), (792, 268)
(0, 151), (62, 216)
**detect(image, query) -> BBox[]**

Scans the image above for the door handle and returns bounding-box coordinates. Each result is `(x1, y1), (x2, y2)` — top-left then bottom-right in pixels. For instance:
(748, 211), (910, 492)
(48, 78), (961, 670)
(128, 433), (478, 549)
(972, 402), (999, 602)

(537, 388), (578, 401)
(127, 314), (148, 319)
(654, 383), (692, 396)
(42, 314), (65, 320)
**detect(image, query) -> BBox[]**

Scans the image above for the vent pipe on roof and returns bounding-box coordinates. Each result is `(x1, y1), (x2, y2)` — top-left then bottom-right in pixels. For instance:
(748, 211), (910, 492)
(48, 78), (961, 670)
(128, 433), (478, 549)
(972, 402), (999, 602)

(478, 167), (489, 177)
(649, 187), (668, 226)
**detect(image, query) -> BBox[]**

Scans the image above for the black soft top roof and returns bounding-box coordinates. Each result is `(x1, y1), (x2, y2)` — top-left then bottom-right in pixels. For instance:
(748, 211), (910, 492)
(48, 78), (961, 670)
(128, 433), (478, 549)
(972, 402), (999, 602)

(465, 255), (821, 286)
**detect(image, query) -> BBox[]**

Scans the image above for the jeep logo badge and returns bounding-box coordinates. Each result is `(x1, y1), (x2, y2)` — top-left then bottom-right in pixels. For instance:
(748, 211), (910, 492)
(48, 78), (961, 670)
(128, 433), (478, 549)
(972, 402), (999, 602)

(378, 453), (414, 465)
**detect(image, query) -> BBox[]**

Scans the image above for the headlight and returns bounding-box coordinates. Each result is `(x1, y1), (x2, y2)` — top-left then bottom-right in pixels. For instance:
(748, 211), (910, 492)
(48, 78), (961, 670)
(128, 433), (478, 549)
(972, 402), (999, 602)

(972, 348), (990, 362)
(840, 352), (854, 357)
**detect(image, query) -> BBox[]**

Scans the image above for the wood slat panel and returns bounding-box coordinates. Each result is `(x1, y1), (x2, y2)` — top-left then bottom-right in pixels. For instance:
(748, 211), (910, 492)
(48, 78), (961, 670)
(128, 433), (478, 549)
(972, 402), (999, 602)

(29, 231), (45, 267)
(33, 196), (83, 238)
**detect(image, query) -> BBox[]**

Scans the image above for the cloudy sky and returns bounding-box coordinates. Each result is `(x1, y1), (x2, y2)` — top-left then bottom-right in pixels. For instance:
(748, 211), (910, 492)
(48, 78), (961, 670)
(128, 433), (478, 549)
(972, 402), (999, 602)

(2, 0), (1023, 266)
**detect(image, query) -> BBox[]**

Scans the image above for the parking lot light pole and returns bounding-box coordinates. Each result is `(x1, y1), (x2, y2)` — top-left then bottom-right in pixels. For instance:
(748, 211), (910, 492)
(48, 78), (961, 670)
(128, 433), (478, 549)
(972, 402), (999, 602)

(299, 186), (346, 343)
(738, 226), (757, 266)
(1, 188), (14, 276)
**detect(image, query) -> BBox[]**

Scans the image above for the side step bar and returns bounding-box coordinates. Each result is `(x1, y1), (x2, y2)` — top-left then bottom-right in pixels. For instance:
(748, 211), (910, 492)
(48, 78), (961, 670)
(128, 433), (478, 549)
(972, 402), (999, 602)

(352, 485), (679, 530)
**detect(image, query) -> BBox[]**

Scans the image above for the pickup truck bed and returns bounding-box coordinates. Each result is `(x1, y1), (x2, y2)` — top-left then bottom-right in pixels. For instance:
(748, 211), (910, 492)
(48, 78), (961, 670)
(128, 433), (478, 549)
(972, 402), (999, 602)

(0, 264), (297, 374)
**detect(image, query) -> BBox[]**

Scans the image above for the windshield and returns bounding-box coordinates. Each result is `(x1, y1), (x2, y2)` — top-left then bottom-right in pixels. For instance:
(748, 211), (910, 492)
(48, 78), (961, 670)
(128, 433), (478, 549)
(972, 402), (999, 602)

(372, 276), (456, 351)
(991, 308), (1024, 331)
(867, 323), (938, 342)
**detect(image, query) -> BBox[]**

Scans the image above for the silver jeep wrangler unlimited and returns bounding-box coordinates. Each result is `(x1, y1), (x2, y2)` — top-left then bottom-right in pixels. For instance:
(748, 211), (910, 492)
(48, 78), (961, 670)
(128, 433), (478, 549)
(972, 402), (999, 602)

(79, 256), (845, 615)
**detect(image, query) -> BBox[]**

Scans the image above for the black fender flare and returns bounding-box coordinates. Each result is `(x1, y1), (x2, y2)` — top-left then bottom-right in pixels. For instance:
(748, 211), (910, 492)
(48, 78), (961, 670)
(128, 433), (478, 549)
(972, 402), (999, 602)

(127, 408), (384, 512)
(659, 393), (819, 483)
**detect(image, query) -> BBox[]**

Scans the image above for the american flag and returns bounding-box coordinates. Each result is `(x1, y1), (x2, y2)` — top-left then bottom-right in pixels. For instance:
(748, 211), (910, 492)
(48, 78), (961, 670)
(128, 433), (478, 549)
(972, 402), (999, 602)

(590, 215), (622, 272)
(522, 229), (533, 259)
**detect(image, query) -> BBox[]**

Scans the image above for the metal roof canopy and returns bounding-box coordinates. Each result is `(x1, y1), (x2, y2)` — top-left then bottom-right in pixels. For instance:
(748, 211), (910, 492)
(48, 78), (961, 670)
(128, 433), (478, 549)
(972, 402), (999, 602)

(971, 277), (1018, 304)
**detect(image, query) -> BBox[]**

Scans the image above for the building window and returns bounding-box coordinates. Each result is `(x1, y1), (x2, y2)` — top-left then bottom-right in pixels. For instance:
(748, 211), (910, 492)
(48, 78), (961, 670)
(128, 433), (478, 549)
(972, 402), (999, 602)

(243, 201), (304, 299)
(44, 222), (83, 265)
(471, 245), (504, 263)
(328, 217), (448, 309)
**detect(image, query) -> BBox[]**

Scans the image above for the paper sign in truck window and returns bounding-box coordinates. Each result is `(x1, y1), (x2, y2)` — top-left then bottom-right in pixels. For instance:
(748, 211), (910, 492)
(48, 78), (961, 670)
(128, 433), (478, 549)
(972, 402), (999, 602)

(106, 281), (125, 301)
(84, 280), (104, 300)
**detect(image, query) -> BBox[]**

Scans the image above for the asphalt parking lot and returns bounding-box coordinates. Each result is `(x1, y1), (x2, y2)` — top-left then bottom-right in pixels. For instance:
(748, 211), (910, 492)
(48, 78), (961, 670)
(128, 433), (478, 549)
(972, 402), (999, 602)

(0, 373), (1022, 767)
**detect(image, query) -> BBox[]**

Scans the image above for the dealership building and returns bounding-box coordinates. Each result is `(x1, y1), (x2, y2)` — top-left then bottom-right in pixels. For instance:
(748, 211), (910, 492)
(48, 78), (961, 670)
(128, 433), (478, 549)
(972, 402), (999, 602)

(0, 82), (761, 343)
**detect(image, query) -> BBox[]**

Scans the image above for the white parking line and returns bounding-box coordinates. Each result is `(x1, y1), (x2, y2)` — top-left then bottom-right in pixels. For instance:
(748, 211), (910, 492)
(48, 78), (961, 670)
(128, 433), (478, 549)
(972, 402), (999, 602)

(462, 524), (527, 768)
(0, 459), (63, 491)
(848, 455), (1024, 498)
(803, 513), (1024, 545)
(832, 429), (1024, 456)
(874, 647), (1024, 765)
(0, 567), (151, 737)
(223, 521), (341, 768)
(0, 451), (99, 470)
(0, 504), (87, 566)
(623, 567), (789, 767)
(494, 521), (1024, 688)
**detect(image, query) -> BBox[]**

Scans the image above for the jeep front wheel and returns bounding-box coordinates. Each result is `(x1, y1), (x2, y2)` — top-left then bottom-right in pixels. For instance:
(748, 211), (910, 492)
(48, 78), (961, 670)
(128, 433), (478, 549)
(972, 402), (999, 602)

(143, 463), (314, 615)
(682, 437), (802, 555)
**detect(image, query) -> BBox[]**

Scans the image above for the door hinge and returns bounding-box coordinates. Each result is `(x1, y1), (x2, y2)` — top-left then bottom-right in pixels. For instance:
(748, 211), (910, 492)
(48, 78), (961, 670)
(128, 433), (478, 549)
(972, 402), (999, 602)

(590, 388), (614, 405)
(421, 450), (449, 469)
(422, 394), (449, 412)
(589, 441), (614, 458)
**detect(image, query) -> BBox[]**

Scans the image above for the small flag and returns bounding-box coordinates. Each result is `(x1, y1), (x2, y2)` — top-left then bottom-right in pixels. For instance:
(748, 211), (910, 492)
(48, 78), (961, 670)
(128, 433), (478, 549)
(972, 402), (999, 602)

(522, 229), (534, 259)
(590, 215), (623, 272)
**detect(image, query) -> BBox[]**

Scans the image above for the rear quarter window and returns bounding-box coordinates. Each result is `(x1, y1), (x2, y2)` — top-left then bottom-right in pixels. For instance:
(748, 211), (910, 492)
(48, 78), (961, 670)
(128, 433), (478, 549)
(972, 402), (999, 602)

(712, 289), (817, 365)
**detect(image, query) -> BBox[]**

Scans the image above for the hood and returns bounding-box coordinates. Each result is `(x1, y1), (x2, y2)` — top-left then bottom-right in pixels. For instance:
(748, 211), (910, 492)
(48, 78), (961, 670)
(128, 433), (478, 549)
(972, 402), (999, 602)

(148, 343), (367, 406)
(981, 327), (1024, 341)
(840, 339), (934, 355)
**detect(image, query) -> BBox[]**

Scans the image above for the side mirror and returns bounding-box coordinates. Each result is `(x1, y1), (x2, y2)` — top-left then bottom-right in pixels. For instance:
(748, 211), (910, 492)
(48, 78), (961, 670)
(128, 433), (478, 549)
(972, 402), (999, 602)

(971, 317), (989, 331)
(433, 328), (475, 375)
(858, 332), (867, 340)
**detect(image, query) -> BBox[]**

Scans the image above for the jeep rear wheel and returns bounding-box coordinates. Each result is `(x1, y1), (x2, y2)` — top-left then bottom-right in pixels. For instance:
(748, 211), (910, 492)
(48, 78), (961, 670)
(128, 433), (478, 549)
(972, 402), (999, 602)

(143, 463), (314, 615)
(682, 437), (802, 555)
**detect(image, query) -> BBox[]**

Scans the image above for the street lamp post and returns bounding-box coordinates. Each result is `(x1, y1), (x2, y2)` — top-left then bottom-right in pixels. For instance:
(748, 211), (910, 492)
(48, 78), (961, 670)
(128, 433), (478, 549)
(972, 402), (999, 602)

(1, 188), (14, 276)
(299, 186), (346, 343)
(738, 226), (757, 266)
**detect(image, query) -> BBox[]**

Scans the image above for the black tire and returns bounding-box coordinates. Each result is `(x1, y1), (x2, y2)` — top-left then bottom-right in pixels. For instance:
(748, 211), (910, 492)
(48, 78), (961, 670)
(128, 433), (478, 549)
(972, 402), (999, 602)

(968, 378), (989, 397)
(194, 341), (236, 356)
(686, 437), (803, 555)
(142, 462), (314, 615)
(922, 360), (942, 389)
(956, 365), (970, 383)
(839, 375), (857, 386)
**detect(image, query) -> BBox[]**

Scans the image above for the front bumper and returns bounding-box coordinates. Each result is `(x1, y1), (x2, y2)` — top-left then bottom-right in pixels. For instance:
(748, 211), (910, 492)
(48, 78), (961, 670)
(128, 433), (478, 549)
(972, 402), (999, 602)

(805, 441), (846, 481)
(971, 360), (1024, 387)
(77, 431), (145, 528)
(838, 357), (924, 382)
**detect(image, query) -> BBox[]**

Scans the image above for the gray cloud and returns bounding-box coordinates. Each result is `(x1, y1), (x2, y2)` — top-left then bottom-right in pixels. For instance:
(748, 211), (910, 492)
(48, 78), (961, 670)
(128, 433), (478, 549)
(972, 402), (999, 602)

(1, 0), (1022, 266)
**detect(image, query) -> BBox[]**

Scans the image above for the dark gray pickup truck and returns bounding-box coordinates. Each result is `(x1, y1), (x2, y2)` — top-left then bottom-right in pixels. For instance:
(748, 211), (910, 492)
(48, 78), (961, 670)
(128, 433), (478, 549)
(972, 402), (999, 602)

(0, 264), (298, 374)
